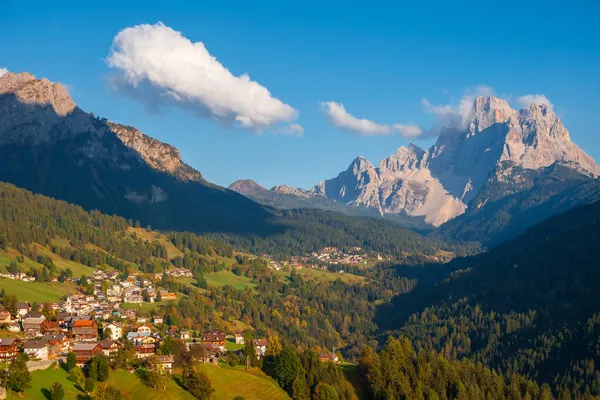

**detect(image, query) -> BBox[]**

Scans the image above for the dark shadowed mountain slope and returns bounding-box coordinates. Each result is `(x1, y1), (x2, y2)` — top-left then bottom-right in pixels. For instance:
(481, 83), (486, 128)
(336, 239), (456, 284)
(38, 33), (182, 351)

(0, 71), (277, 235)
(376, 198), (600, 395)
(433, 161), (600, 246)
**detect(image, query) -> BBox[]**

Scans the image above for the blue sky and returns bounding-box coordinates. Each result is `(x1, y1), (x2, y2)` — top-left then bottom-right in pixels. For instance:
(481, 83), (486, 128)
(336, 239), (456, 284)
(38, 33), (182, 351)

(2, 0), (599, 188)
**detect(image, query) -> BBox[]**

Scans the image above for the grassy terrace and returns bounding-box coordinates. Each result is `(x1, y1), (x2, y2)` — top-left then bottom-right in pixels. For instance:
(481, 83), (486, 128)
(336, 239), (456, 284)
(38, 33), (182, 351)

(0, 279), (75, 303)
(204, 270), (256, 291)
(197, 364), (290, 400)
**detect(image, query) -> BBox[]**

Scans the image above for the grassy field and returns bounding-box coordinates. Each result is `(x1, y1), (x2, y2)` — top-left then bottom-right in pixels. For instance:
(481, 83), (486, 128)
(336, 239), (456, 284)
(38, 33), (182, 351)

(109, 369), (194, 400)
(287, 268), (366, 285)
(225, 337), (244, 351)
(0, 248), (43, 272)
(204, 270), (256, 290)
(0, 279), (75, 303)
(7, 367), (195, 400)
(197, 364), (290, 400)
(127, 227), (184, 259)
(32, 244), (95, 278)
(7, 365), (78, 400)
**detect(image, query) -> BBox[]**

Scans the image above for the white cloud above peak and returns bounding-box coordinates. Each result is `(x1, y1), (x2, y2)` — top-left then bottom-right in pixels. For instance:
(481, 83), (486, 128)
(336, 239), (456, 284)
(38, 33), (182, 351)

(422, 85), (495, 132)
(516, 94), (554, 111)
(0, 67), (8, 77)
(320, 101), (422, 138)
(106, 22), (297, 131)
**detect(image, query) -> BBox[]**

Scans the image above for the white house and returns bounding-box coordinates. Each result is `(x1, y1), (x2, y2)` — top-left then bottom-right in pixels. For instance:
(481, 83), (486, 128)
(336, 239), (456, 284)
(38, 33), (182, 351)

(137, 325), (152, 335)
(23, 340), (48, 361)
(253, 338), (268, 356)
(234, 333), (245, 345)
(104, 322), (123, 341)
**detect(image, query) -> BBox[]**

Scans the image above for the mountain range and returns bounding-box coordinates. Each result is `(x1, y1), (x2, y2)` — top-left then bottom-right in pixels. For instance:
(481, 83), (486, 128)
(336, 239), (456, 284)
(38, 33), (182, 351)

(231, 95), (599, 243)
(0, 71), (449, 258)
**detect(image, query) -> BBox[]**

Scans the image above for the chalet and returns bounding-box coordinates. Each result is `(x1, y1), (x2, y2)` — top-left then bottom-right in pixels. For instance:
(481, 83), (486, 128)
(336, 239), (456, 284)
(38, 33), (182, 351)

(23, 340), (48, 361)
(72, 342), (102, 366)
(0, 338), (18, 362)
(104, 322), (123, 341)
(234, 333), (245, 345)
(71, 319), (98, 342)
(153, 317), (163, 325)
(22, 312), (48, 335)
(16, 302), (30, 318)
(135, 324), (150, 334)
(42, 334), (70, 353)
(252, 338), (268, 356)
(0, 310), (11, 325)
(133, 335), (160, 358)
(201, 329), (226, 352)
(156, 354), (174, 373)
(99, 339), (122, 357)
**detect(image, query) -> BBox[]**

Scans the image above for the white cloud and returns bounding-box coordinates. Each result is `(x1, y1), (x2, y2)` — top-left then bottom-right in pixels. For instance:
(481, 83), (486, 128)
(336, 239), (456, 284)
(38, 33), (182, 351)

(106, 22), (297, 131)
(0, 67), (8, 77)
(393, 124), (423, 138)
(422, 85), (495, 132)
(516, 94), (554, 111)
(280, 123), (304, 136)
(321, 101), (423, 138)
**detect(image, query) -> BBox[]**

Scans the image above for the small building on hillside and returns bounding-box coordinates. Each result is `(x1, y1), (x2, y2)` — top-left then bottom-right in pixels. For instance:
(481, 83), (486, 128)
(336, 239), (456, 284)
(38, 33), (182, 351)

(71, 319), (98, 342)
(0, 338), (18, 363)
(16, 302), (30, 318)
(252, 338), (268, 357)
(23, 340), (48, 361)
(42, 334), (70, 353)
(99, 339), (122, 358)
(234, 333), (244, 345)
(22, 312), (48, 336)
(104, 322), (123, 341)
(201, 329), (226, 352)
(72, 342), (103, 366)
(156, 354), (174, 373)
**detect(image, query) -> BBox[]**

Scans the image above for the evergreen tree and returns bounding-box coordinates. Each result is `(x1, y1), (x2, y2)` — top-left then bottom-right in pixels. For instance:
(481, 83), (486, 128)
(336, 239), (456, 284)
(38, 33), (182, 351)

(50, 381), (65, 400)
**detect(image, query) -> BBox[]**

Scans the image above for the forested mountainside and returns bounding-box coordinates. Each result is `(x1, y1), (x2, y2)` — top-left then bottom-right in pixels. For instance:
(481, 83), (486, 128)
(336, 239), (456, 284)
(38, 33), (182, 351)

(377, 197), (600, 397)
(434, 161), (600, 247)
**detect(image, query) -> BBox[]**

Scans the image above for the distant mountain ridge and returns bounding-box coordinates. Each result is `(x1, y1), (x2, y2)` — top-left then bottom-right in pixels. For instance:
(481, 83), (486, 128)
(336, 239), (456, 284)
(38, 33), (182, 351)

(234, 96), (599, 227)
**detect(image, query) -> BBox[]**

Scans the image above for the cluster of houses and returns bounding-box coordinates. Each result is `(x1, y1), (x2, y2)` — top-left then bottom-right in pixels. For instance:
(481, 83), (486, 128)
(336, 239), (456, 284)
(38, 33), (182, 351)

(0, 296), (274, 371)
(0, 272), (35, 282)
(185, 330), (268, 363)
(268, 246), (392, 271)
(89, 269), (178, 304)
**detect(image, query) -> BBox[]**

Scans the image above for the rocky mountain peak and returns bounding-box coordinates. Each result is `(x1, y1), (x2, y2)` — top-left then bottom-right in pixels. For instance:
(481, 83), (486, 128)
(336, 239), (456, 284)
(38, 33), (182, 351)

(468, 96), (514, 135)
(350, 156), (375, 174)
(228, 179), (267, 196)
(0, 71), (76, 116)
